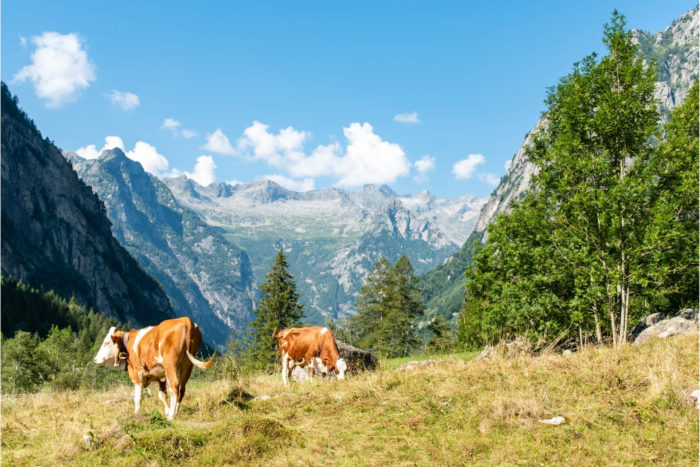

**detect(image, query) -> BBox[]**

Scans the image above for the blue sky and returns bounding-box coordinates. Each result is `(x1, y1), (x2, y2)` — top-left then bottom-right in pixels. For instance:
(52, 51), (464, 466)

(3, 1), (695, 199)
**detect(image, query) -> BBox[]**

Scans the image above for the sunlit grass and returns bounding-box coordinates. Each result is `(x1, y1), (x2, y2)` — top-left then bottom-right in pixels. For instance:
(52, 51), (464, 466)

(2, 334), (697, 466)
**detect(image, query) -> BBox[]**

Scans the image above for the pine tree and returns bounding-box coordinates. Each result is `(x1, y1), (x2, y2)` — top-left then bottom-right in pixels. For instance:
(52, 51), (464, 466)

(349, 255), (423, 357)
(241, 249), (304, 371)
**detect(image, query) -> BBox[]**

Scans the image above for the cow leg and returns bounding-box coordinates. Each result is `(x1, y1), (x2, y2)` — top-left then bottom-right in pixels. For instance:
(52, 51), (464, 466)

(158, 379), (168, 413)
(282, 352), (290, 386)
(165, 369), (181, 420)
(133, 383), (143, 414)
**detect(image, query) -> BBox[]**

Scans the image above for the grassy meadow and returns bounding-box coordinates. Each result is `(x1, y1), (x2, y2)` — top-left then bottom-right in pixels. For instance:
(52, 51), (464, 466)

(2, 334), (697, 466)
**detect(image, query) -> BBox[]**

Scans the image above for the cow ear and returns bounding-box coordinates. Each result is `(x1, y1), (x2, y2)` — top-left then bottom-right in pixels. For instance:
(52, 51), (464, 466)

(111, 330), (124, 344)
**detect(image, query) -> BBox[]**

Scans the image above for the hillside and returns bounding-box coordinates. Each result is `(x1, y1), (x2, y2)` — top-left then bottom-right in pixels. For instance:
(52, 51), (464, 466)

(0, 83), (174, 328)
(420, 6), (700, 320)
(2, 334), (696, 465)
(68, 149), (256, 347)
(163, 177), (485, 323)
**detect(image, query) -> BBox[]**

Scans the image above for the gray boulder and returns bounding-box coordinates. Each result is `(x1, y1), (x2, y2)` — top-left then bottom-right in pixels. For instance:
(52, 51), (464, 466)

(396, 360), (435, 372)
(336, 340), (378, 374)
(634, 316), (698, 345)
(629, 313), (666, 342)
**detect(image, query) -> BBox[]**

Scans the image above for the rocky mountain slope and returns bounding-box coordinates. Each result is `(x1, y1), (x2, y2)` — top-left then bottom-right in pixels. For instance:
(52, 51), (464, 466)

(421, 6), (699, 321)
(1, 83), (174, 328)
(68, 149), (256, 347)
(163, 178), (485, 323)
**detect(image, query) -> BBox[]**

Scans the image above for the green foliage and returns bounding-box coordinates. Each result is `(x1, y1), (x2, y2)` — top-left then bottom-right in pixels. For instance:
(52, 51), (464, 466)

(458, 13), (698, 349)
(240, 250), (304, 372)
(1, 276), (127, 393)
(426, 314), (453, 354)
(348, 255), (424, 357)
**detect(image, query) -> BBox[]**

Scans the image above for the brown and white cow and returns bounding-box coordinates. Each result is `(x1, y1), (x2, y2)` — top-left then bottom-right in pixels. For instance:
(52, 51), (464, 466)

(274, 326), (347, 385)
(93, 317), (213, 420)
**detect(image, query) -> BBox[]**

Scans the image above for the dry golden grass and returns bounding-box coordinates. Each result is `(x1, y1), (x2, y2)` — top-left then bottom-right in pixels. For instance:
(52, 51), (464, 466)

(2, 334), (698, 466)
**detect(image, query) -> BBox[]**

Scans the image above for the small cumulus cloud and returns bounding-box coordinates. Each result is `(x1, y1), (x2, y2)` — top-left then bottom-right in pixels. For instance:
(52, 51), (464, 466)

(107, 90), (140, 110)
(262, 174), (315, 192)
(478, 172), (500, 186)
(162, 118), (198, 139)
(504, 159), (512, 171)
(181, 128), (198, 139)
(413, 155), (436, 182)
(19, 35), (27, 46)
(393, 111), (420, 124)
(161, 118), (180, 134)
(204, 128), (235, 155)
(13, 31), (96, 108)
(452, 154), (485, 180)
(184, 155), (217, 186)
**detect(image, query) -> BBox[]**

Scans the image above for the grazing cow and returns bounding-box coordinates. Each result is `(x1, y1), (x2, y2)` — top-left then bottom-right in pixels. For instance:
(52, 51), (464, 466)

(93, 317), (212, 420)
(274, 326), (347, 385)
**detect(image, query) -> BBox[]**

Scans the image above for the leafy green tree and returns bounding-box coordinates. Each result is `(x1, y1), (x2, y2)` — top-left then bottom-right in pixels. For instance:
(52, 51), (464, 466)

(1, 331), (53, 393)
(639, 80), (699, 312)
(458, 12), (696, 349)
(241, 249), (304, 371)
(350, 255), (424, 357)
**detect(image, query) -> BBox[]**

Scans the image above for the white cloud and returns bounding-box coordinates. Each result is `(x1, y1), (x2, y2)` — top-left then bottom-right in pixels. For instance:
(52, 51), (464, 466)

(414, 155), (435, 174)
(13, 31), (96, 108)
(226, 179), (242, 187)
(452, 154), (485, 180)
(19, 35), (27, 46)
(413, 155), (436, 182)
(162, 118), (197, 139)
(75, 136), (125, 159)
(393, 111), (420, 124)
(75, 136), (169, 177)
(161, 118), (180, 134)
(236, 121), (409, 187)
(504, 159), (512, 171)
(262, 174), (315, 192)
(107, 90), (139, 110)
(478, 172), (500, 186)
(204, 128), (235, 155)
(184, 155), (217, 186)
(126, 142), (169, 176)
(181, 128), (198, 139)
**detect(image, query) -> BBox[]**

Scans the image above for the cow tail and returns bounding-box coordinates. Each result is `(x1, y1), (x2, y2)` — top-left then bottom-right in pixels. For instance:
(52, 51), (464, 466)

(272, 327), (278, 339)
(187, 323), (213, 370)
(187, 351), (213, 370)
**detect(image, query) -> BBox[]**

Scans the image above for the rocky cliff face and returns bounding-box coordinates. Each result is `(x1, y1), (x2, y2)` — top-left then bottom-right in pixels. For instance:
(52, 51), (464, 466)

(1, 83), (174, 327)
(163, 178), (485, 322)
(68, 149), (256, 347)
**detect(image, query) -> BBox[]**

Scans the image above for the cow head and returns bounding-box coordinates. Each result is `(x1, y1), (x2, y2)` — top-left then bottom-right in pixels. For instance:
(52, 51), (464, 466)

(336, 358), (347, 380)
(93, 327), (121, 366)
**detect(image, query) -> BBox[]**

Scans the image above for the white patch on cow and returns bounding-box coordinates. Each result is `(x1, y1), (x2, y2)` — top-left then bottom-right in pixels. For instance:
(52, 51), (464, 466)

(93, 326), (119, 366)
(134, 384), (143, 413)
(313, 357), (329, 375)
(132, 326), (153, 354)
(320, 327), (328, 335)
(336, 358), (347, 380)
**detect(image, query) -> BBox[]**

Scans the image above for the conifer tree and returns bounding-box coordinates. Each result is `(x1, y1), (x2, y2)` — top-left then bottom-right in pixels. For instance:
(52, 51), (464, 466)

(241, 249), (304, 370)
(350, 255), (423, 357)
